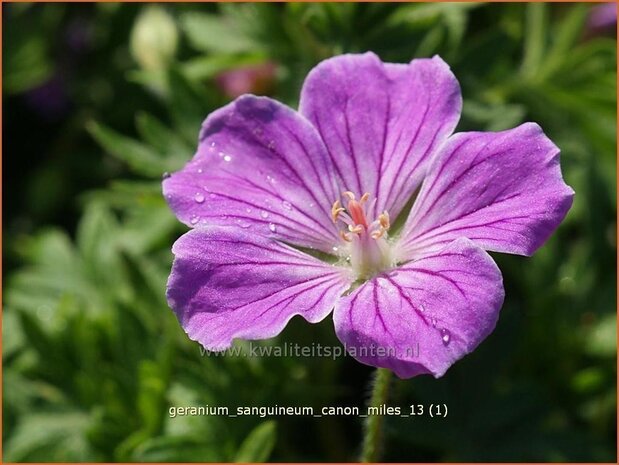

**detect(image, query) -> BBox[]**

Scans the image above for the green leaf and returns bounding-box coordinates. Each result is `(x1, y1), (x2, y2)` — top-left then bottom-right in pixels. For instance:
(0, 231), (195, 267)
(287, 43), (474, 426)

(131, 436), (224, 462)
(4, 411), (98, 462)
(234, 421), (277, 463)
(520, 3), (547, 80)
(3, 34), (54, 94)
(3, 309), (26, 360)
(388, 3), (482, 28)
(538, 4), (588, 80)
(76, 202), (132, 303)
(87, 121), (172, 177)
(135, 112), (193, 159)
(167, 68), (211, 144)
(180, 12), (257, 54)
(584, 313), (617, 358)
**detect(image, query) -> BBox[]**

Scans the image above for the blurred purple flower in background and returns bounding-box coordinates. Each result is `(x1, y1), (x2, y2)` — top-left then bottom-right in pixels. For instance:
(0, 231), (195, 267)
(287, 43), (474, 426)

(65, 17), (95, 55)
(586, 2), (617, 37)
(163, 53), (573, 378)
(23, 16), (93, 121)
(215, 61), (277, 98)
(24, 74), (71, 121)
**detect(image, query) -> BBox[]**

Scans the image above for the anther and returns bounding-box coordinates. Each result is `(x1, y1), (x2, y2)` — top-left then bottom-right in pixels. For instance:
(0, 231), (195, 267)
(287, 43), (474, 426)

(331, 200), (345, 223)
(379, 212), (390, 230)
(348, 224), (364, 234)
(339, 230), (352, 242)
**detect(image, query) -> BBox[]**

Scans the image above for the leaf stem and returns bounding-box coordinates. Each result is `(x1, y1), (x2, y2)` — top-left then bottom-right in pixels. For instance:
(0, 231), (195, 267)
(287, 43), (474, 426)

(360, 367), (393, 463)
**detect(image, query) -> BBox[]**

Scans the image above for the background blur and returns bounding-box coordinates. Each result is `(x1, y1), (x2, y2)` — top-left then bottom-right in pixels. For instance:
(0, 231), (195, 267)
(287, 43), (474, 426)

(3, 2), (617, 462)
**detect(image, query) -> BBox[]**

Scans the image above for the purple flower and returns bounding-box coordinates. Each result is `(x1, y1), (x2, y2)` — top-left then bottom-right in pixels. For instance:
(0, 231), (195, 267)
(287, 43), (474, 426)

(586, 3), (617, 37)
(163, 53), (573, 378)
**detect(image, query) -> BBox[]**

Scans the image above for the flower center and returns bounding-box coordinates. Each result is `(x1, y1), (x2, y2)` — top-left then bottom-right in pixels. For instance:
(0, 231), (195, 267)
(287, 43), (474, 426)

(332, 191), (394, 279)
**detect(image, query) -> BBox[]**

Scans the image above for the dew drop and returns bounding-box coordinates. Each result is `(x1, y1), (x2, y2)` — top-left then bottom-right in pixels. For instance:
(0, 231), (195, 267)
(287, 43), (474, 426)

(245, 208), (252, 214)
(269, 223), (277, 232)
(431, 318), (437, 328)
(197, 168), (203, 174)
(209, 193), (217, 199)
(282, 201), (293, 210)
(440, 328), (451, 346)
(260, 211), (269, 219)
(332, 246), (339, 253)
(189, 215), (199, 225)
(194, 193), (205, 204)
(162, 172), (171, 180)
(223, 155), (232, 162)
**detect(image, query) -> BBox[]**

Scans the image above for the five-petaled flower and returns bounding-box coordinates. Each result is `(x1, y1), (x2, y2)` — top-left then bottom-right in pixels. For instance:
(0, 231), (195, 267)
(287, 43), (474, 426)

(163, 53), (573, 378)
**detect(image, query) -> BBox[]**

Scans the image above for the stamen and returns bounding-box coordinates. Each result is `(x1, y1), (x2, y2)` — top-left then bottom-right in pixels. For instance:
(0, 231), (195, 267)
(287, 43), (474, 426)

(379, 212), (390, 230)
(348, 224), (364, 234)
(331, 200), (345, 223)
(339, 230), (352, 242)
(330, 191), (394, 279)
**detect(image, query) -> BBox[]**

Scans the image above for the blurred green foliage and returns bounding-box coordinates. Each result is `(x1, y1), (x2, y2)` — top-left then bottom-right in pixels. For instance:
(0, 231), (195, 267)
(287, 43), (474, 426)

(3, 2), (616, 462)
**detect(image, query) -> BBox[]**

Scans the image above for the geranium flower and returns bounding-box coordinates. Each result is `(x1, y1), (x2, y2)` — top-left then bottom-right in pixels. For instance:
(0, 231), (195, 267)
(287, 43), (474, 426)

(163, 53), (573, 378)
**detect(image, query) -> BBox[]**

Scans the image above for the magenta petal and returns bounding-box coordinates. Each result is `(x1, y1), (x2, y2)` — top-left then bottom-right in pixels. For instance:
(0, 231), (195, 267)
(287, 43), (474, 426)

(299, 52), (461, 218)
(333, 238), (504, 379)
(163, 95), (341, 253)
(167, 226), (353, 350)
(398, 123), (574, 259)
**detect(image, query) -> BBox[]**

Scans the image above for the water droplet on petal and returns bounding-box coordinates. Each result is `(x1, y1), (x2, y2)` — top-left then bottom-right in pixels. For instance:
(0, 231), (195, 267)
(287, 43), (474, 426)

(332, 246), (339, 253)
(268, 223), (277, 232)
(440, 328), (451, 345)
(245, 208), (252, 214)
(197, 168), (203, 174)
(282, 201), (292, 210)
(162, 172), (171, 179)
(189, 215), (199, 225)
(223, 155), (232, 162)
(209, 193), (217, 199)
(194, 193), (205, 204)
(431, 318), (437, 328)
(260, 211), (269, 219)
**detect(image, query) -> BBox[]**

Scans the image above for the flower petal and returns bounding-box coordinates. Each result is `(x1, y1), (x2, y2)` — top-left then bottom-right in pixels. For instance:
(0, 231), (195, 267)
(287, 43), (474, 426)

(398, 123), (574, 259)
(163, 95), (341, 253)
(299, 52), (461, 218)
(333, 238), (504, 379)
(167, 226), (353, 350)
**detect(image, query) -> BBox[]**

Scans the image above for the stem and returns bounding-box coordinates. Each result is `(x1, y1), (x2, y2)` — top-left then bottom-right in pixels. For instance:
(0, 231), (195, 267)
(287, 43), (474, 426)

(360, 368), (393, 463)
